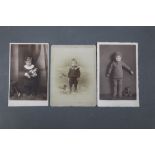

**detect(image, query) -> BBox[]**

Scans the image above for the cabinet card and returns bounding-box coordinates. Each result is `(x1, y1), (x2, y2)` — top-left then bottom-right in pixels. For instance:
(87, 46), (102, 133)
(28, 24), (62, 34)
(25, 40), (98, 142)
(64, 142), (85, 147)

(8, 43), (49, 106)
(97, 42), (139, 107)
(50, 45), (96, 107)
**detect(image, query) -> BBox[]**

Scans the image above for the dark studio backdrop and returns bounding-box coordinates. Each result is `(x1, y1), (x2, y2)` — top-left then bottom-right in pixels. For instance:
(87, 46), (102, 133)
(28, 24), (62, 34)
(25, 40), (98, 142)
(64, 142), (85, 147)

(0, 26), (154, 129)
(10, 44), (48, 100)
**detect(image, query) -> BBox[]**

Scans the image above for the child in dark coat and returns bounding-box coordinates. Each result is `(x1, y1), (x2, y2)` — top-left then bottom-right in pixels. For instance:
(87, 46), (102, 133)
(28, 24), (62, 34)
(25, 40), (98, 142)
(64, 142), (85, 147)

(23, 57), (39, 95)
(68, 58), (80, 93)
(106, 52), (134, 98)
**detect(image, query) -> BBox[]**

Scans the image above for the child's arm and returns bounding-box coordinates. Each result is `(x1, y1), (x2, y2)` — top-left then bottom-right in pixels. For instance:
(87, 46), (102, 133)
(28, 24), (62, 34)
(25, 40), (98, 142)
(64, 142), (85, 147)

(106, 62), (113, 77)
(77, 68), (80, 78)
(24, 72), (31, 78)
(30, 68), (38, 77)
(68, 68), (71, 78)
(122, 62), (134, 75)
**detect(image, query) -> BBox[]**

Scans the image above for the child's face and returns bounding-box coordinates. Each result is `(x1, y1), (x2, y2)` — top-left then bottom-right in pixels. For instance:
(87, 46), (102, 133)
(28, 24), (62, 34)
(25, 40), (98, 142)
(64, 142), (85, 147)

(115, 55), (122, 62)
(71, 61), (77, 67)
(25, 60), (32, 66)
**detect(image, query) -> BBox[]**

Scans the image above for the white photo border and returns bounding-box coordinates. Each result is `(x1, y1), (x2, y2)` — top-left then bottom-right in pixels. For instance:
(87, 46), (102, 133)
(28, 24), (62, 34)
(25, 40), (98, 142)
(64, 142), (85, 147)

(8, 43), (49, 107)
(97, 42), (139, 107)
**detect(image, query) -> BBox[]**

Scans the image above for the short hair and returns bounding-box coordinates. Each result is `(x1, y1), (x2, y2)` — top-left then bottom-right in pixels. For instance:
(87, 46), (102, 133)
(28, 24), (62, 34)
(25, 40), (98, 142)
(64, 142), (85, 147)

(114, 52), (122, 57)
(25, 57), (32, 62)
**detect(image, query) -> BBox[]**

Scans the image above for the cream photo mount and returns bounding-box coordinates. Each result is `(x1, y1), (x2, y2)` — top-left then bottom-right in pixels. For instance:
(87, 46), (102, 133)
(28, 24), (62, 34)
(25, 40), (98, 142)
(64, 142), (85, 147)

(50, 45), (97, 107)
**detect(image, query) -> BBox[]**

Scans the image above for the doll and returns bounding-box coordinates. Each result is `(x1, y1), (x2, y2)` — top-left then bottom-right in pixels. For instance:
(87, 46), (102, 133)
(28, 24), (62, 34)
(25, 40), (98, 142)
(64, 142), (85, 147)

(106, 52), (134, 98)
(122, 87), (132, 97)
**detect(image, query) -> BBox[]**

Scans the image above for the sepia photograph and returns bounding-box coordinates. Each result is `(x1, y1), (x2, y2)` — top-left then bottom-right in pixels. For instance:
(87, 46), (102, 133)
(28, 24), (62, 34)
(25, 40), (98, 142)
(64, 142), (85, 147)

(8, 43), (49, 106)
(50, 45), (96, 106)
(97, 42), (139, 107)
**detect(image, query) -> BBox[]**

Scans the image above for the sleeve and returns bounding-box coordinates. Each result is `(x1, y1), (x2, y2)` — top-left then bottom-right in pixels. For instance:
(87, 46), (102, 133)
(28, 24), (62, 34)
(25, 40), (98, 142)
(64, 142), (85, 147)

(35, 67), (39, 75)
(32, 67), (39, 77)
(122, 62), (132, 72)
(68, 68), (71, 78)
(107, 62), (113, 75)
(24, 72), (28, 76)
(24, 68), (29, 76)
(77, 68), (80, 78)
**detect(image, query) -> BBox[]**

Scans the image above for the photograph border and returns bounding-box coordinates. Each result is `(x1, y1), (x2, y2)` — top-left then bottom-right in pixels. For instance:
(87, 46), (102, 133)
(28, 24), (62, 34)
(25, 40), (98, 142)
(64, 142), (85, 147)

(97, 42), (139, 107)
(50, 44), (97, 107)
(8, 43), (49, 107)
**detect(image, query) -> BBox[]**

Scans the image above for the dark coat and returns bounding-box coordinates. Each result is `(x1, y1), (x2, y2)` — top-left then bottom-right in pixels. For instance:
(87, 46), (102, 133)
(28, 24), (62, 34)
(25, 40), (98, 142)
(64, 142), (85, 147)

(23, 65), (39, 94)
(68, 66), (80, 79)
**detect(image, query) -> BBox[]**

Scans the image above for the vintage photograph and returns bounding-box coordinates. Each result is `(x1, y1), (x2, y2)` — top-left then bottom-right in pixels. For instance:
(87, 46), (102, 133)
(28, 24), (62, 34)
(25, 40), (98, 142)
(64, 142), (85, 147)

(8, 43), (49, 106)
(97, 42), (139, 107)
(50, 45), (96, 106)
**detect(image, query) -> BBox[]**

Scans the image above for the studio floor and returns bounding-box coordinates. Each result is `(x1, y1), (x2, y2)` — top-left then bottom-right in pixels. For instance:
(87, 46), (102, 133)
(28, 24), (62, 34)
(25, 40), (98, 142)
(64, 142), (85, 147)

(100, 94), (136, 100)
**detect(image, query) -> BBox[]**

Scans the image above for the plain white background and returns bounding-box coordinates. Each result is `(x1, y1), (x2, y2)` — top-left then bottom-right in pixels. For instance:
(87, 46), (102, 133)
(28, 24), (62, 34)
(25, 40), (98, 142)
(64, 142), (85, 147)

(0, 0), (155, 155)
(0, 0), (155, 26)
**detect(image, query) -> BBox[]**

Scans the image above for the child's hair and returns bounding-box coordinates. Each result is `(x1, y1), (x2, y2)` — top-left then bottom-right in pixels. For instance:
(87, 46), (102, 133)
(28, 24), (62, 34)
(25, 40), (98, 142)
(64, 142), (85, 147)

(114, 52), (122, 57)
(112, 52), (122, 61)
(71, 58), (78, 65)
(25, 56), (32, 62)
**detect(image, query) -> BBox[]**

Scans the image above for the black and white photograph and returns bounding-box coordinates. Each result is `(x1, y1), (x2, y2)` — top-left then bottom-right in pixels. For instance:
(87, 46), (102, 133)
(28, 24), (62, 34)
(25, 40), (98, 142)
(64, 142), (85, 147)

(8, 43), (49, 106)
(97, 42), (139, 107)
(50, 45), (96, 106)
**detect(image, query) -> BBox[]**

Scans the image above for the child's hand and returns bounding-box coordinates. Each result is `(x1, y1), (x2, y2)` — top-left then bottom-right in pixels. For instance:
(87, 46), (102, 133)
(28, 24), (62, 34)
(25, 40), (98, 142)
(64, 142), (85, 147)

(25, 73), (31, 78)
(27, 74), (31, 78)
(130, 70), (134, 75)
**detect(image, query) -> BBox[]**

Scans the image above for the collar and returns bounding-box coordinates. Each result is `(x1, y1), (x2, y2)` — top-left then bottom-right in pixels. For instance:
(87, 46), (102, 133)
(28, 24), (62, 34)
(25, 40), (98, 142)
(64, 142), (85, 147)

(71, 66), (79, 70)
(24, 64), (34, 70)
(114, 61), (121, 64)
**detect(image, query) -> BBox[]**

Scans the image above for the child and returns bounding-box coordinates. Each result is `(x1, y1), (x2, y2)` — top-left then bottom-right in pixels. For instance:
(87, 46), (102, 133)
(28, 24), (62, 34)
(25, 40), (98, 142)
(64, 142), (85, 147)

(106, 52), (134, 98)
(68, 58), (80, 93)
(23, 57), (39, 95)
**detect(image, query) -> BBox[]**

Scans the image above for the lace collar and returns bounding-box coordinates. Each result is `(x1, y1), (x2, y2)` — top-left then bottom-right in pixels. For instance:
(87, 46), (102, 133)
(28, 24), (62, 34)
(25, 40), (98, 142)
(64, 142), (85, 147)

(24, 64), (34, 70)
